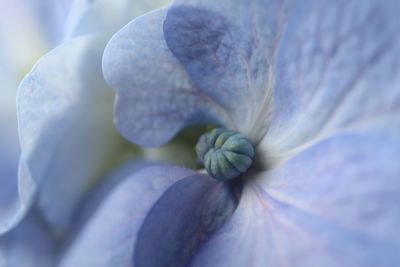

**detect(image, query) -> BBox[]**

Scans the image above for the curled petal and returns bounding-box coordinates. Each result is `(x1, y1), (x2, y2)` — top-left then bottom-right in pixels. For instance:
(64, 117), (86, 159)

(103, 9), (230, 146)
(164, 1), (281, 143)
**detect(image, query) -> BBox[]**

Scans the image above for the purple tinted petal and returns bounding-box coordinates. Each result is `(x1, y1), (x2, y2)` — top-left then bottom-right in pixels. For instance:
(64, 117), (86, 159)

(103, 9), (231, 146)
(191, 124), (400, 267)
(164, 1), (282, 143)
(17, 35), (127, 232)
(261, 0), (400, 155)
(134, 174), (237, 267)
(59, 165), (196, 267)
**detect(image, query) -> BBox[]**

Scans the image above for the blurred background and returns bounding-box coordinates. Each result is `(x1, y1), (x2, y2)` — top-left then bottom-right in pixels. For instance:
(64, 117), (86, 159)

(0, 1), (73, 245)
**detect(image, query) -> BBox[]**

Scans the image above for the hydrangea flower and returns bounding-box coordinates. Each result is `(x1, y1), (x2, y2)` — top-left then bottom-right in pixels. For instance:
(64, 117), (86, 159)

(96, 0), (400, 266)
(3, 0), (400, 267)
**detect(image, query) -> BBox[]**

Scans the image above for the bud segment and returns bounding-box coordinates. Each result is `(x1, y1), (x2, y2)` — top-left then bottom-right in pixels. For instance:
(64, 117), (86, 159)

(196, 128), (254, 181)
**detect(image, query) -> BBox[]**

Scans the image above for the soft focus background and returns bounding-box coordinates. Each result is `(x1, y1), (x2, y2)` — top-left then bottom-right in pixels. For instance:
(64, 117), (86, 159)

(0, 0), (202, 266)
(0, 1), (71, 265)
(0, 0), (72, 198)
(0, 0), (201, 224)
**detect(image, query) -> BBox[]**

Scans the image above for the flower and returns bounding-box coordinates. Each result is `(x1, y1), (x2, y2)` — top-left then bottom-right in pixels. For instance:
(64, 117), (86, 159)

(100, 0), (400, 266)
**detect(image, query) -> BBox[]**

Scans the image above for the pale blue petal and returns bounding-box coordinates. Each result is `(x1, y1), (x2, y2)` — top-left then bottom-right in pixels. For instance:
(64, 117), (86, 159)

(17, 35), (127, 233)
(103, 9), (231, 146)
(164, 1), (281, 143)
(0, 212), (57, 267)
(259, 0), (400, 156)
(134, 173), (237, 267)
(190, 123), (400, 267)
(59, 165), (196, 267)
(64, 0), (170, 39)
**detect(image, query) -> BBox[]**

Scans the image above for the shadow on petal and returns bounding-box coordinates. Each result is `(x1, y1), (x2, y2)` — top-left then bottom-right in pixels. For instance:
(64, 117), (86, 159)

(134, 174), (240, 267)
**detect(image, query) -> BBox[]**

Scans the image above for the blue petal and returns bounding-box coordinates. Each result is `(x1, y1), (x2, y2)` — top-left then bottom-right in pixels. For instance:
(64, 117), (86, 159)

(259, 0), (400, 156)
(164, 1), (282, 143)
(134, 173), (237, 267)
(64, 0), (170, 39)
(0, 212), (56, 267)
(190, 124), (400, 267)
(17, 35), (128, 233)
(58, 165), (196, 267)
(103, 9), (231, 146)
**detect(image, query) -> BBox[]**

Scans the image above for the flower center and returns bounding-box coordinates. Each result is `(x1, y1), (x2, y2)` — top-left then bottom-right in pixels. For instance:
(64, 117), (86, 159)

(195, 128), (254, 181)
